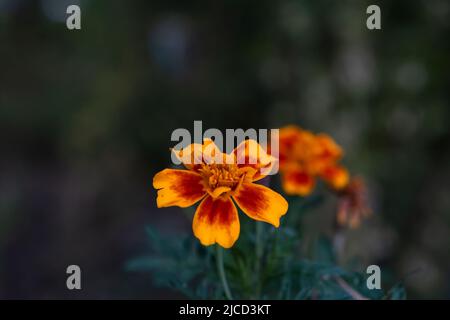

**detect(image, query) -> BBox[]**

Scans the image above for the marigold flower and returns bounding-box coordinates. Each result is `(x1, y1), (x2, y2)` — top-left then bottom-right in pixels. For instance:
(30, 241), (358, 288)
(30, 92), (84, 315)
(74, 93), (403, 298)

(336, 177), (372, 229)
(153, 139), (288, 248)
(278, 125), (349, 196)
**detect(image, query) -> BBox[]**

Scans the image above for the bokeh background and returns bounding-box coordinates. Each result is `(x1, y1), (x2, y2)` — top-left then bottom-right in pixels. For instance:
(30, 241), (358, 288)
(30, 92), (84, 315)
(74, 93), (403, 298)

(1, 0), (450, 299)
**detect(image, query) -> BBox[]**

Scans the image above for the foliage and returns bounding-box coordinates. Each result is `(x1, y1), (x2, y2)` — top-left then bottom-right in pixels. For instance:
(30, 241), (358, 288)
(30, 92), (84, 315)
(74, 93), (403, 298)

(127, 195), (406, 300)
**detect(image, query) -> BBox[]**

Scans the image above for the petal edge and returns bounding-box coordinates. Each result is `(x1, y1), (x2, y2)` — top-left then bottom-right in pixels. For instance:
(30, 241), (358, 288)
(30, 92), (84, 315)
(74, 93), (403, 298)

(193, 196), (240, 248)
(153, 169), (206, 208)
(233, 182), (288, 227)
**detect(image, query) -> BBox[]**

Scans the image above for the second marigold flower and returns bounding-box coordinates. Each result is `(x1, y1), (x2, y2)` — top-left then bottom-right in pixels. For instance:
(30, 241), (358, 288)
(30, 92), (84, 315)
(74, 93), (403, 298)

(279, 125), (349, 196)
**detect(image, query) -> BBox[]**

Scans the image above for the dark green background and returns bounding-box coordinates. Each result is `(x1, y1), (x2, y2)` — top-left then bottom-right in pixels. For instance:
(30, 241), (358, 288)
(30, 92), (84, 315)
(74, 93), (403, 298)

(0, 0), (449, 298)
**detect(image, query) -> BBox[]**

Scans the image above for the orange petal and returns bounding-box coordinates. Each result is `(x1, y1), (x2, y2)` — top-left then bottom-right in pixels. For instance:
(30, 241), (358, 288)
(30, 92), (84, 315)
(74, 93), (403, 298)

(315, 133), (343, 161)
(320, 165), (349, 190)
(153, 169), (206, 208)
(279, 125), (303, 140)
(209, 186), (232, 199)
(172, 138), (227, 170)
(233, 139), (277, 181)
(279, 126), (305, 151)
(192, 196), (240, 248)
(281, 166), (315, 196)
(279, 126), (319, 170)
(232, 182), (288, 227)
(171, 142), (205, 170)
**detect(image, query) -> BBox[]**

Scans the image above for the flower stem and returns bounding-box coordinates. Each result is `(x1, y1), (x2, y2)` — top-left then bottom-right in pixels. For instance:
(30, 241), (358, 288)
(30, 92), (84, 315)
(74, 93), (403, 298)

(334, 276), (369, 300)
(216, 245), (233, 300)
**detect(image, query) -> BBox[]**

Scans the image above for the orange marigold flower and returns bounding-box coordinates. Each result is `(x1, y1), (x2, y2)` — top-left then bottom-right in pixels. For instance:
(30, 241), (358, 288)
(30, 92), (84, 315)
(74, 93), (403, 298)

(336, 177), (372, 229)
(278, 125), (349, 196)
(153, 139), (288, 248)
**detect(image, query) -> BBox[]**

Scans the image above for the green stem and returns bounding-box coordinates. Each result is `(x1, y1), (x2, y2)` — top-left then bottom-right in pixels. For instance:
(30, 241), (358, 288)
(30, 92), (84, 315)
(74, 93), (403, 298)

(216, 245), (233, 300)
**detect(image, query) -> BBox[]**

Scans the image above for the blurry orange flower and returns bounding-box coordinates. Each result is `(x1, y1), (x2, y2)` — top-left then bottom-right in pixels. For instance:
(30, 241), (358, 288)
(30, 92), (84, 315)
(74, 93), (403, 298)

(336, 177), (372, 229)
(153, 139), (288, 248)
(278, 125), (349, 196)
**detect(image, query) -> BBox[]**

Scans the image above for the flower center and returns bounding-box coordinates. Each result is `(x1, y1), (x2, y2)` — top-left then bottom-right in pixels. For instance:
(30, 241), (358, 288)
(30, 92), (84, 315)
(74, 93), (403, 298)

(199, 163), (257, 198)
(200, 164), (241, 190)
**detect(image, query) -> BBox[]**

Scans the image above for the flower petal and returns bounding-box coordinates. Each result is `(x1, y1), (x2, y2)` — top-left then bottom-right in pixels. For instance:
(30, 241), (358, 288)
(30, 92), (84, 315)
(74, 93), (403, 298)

(171, 143), (205, 170)
(279, 126), (319, 170)
(153, 169), (206, 208)
(233, 139), (277, 181)
(209, 186), (232, 198)
(281, 166), (315, 196)
(172, 138), (227, 170)
(192, 196), (240, 248)
(315, 133), (343, 162)
(232, 182), (288, 227)
(279, 126), (303, 164)
(320, 165), (349, 190)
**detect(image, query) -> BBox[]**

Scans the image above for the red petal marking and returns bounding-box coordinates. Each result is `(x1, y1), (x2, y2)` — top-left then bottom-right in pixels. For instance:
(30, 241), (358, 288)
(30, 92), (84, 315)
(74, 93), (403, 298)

(286, 169), (313, 185)
(170, 170), (204, 199)
(196, 196), (236, 227)
(193, 196), (240, 248)
(153, 169), (206, 207)
(233, 182), (288, 227)
(233, 184), (268, 213)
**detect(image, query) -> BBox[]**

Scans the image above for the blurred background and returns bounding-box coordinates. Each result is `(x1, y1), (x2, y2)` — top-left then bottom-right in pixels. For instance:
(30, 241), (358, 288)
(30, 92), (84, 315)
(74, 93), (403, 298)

(1, 0), (449, 299)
